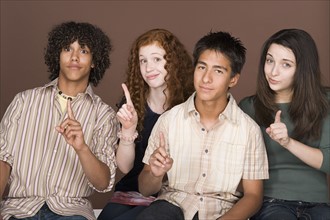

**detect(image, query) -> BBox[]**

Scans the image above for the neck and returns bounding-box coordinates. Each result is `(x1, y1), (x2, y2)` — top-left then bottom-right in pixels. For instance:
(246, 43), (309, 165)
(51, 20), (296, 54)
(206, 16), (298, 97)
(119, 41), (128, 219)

(275, 90), (293, 103)
(57, 79), (88, 97)
(195, 96), (228, 129)
(147, 88), (168, 114)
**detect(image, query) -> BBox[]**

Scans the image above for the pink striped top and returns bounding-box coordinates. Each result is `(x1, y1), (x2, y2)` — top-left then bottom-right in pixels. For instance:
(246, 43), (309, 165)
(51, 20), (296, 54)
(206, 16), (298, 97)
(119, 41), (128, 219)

(0, 79), (119, 220)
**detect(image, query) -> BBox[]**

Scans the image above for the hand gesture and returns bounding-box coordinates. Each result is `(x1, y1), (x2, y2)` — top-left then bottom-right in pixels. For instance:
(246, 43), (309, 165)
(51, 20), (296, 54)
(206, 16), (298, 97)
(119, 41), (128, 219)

(56, 99), (86, 151)
(149, 132), (173, 177)
(266, 110), (290, 147)
(116, 83), (138, 131)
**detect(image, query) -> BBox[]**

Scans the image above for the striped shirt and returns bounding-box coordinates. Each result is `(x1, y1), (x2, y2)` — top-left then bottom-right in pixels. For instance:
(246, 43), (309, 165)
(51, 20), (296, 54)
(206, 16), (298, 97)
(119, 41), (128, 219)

(0, 79), (119, 220)
(143, 92), (269, 219)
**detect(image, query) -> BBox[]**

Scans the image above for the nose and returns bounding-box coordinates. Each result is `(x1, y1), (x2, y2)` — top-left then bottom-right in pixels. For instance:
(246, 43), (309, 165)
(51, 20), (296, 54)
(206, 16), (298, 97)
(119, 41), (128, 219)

(71, 50), (79, 62)
(270, 64), (279, 76)
(202, 70), (212, 83)
(146, 61), (155, 72)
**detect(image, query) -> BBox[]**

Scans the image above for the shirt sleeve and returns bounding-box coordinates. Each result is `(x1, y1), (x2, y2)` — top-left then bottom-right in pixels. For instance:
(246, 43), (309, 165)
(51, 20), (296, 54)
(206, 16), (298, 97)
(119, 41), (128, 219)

(90, 107), (120, 193)
(243, 123), (269, 180)
(0, 93), (24, 166)
(319, 114), (330, 174)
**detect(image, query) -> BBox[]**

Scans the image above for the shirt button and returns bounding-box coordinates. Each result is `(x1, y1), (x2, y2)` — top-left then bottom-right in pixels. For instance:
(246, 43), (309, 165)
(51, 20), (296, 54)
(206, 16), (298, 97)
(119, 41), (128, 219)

(196, 192), (200, 196)
(202, 173), (206, 177)
(200, 197), (203, 201)
(205, 149), (208, 153)
(195, 112), (198, 116)
(201, 128), (205, 131)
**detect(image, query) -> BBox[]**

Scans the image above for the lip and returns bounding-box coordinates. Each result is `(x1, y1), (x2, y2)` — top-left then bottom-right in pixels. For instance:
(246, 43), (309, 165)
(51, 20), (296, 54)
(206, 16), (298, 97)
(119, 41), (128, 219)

(146, 73), (159, 80)
(199, 85), (212, 92)
(268, 77), (279, 84)
(67, 65), (81, 70)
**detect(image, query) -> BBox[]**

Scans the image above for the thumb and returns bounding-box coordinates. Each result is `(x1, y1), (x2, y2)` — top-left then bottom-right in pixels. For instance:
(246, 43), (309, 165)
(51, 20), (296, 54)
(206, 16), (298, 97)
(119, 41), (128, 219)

(274, 110), (281, 123)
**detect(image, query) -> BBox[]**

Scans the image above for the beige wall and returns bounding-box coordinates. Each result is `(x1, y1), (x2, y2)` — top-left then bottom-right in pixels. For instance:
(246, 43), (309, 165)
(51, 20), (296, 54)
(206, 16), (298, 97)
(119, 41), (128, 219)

(1, 0), (329, 209)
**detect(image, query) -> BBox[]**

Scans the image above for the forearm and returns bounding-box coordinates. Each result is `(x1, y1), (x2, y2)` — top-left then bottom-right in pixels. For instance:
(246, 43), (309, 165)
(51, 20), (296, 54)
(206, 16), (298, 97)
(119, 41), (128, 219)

(285, 138), (323, 170)
(219, 193), (263, 220)
(76, 145), (111, 190)
(0, 161), (10, 199)
(116, 141), (135, 174)
(138, 167), (163, 196)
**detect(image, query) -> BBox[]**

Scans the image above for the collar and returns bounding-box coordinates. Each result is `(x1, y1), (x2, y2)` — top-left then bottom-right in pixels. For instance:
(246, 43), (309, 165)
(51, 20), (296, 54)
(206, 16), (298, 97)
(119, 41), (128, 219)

(44, 78), (96, 102)
(184, 92), (238, 124)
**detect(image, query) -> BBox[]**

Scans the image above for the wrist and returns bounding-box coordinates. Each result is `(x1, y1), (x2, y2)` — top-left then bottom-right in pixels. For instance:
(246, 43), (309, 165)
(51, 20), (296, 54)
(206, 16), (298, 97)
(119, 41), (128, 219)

(117, 130), (138, 144)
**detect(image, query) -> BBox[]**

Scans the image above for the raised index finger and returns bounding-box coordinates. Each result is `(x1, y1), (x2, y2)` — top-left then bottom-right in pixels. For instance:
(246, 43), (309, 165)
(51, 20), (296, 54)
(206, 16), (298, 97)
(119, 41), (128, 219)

(121, 83), (133, 106)
(67, 99), (75, 119)
(274, 110), (281, 123)
(158, 132), (169, 157)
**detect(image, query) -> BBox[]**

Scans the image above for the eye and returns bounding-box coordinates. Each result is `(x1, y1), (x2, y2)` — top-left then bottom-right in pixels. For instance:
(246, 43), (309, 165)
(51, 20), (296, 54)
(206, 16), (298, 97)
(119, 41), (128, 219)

(265, 58), (273, 64)
(139, 59), (147, 64)
(196, 65), (205, 70)
(81, 49), (89, 54)
(154, 57), (162, 62)
(215, 69), (223, 74)
(282, 63), (292, 68)
(63, 46), (71, 52)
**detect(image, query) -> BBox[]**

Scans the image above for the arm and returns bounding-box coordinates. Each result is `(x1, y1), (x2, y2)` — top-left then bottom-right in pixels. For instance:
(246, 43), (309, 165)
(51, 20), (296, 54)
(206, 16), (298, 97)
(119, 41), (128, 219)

(139, 132), (173, 196)
(267, 111), (323, 170)
(219, 179), (263, 220)
(116, 83), (138, 174)
(138, 164), (164, 196)
(283, 138), (323, 169)
(56, 99), (114, 190)
(0, 161), (10, 199)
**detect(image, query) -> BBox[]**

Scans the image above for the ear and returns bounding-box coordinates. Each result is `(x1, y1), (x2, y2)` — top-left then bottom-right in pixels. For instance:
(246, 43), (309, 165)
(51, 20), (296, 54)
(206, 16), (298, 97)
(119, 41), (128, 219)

(228, 73), (240, 88)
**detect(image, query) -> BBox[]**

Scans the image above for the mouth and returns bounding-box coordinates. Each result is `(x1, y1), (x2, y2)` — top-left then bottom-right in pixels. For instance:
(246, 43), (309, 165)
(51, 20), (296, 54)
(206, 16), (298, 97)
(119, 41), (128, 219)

(146, 73), (159, 80)
(68, 65), (81, 70)
(268, 77), (279, 84)
(199, 85), (212, 92)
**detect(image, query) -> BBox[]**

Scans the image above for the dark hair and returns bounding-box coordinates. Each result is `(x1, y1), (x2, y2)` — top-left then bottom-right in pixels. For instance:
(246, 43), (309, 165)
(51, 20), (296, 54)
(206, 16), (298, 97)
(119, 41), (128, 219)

(122, 28), (194, 133)
(44, 21), (112, 86)
(255, 28), (329, 140)
(193, 31), (246, 77)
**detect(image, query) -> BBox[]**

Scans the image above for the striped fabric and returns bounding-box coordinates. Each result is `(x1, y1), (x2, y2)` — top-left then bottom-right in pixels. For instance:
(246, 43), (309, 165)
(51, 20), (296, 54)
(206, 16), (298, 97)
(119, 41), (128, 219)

(143, 92), (269, 219)
(0, 79), (119, 220)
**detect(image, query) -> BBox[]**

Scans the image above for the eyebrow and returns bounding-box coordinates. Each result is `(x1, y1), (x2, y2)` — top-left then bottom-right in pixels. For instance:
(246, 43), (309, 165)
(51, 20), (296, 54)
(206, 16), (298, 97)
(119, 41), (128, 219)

(197, 60), (228, 72)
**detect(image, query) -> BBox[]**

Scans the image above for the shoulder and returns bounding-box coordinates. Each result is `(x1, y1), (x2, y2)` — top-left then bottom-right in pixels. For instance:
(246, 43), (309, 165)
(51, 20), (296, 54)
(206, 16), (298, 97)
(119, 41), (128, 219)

(236, 104), (260, 130)
(13, 86), (47, 100)
(238, 95), (255, 108)
(92, 95), (116, 116)
(238, 95), (256, 119)
(325, 87), (330, 101)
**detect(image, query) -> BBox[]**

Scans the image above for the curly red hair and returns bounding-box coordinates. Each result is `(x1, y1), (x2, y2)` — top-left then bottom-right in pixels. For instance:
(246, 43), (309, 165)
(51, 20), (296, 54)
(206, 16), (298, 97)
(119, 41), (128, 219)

(123, 29), (194, 133)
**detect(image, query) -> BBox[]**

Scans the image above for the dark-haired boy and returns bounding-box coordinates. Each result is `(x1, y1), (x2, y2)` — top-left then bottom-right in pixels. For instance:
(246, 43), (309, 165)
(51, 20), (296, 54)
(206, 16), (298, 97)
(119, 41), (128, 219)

(137, 31), (269, 220)
(0, 21), (119, 220)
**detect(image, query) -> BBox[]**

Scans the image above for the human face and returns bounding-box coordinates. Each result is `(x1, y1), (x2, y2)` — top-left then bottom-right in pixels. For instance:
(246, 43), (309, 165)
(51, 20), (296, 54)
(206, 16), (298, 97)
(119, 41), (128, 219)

(59, 41), (93, 85)
(139, 43), (167, 90)
(194, 49), (239, 104)
(264, 43), (296, 101)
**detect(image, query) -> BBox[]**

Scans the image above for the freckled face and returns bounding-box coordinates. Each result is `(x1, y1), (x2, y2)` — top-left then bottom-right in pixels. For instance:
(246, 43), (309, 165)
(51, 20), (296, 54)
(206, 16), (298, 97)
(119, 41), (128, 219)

(139, 43), (167, 90)
(264, 43), (296, 98)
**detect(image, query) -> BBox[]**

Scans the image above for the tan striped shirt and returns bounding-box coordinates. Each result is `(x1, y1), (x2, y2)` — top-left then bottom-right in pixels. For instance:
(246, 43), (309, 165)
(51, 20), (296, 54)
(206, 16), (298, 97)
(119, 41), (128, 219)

(0, 79), (119, 220)
(143, 92), (269, 219)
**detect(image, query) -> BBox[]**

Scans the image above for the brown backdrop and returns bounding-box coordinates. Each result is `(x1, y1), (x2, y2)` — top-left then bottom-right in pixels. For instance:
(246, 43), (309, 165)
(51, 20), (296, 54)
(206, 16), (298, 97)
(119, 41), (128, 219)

(1, 0), (329, 209)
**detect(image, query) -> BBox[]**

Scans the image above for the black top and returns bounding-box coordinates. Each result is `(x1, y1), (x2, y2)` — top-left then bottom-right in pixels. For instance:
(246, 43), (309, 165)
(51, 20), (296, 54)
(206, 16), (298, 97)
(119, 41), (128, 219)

(115, 104), (161, 193)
